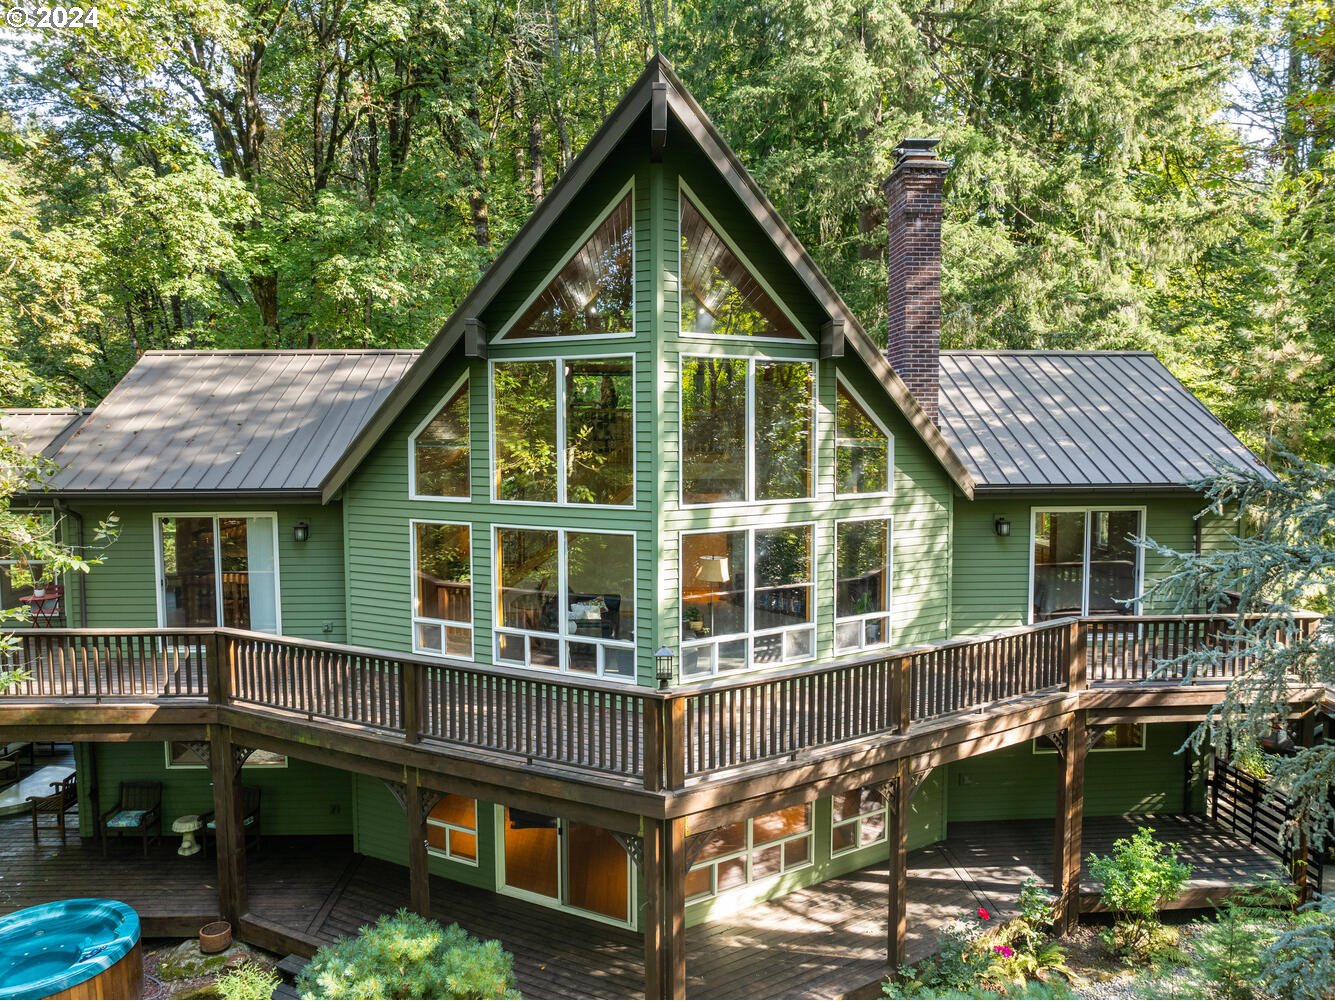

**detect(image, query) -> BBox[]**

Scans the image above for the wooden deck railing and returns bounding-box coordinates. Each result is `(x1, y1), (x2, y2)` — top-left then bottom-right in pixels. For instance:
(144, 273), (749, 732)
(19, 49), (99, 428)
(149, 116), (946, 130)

(1083, 614), (1311, 684)
(2, 612), (1321, 790)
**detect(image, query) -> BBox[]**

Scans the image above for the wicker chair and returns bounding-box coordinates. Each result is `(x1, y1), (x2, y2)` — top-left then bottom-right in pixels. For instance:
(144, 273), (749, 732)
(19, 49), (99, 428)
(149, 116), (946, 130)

(100, 780), (162, 857)
(28, 774), (78, 842)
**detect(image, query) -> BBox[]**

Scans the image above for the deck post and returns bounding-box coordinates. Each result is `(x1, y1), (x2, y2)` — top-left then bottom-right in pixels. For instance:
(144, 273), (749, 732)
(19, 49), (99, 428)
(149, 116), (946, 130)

(1052, 710), (1088, 933)
(887, 758), (912, 972)
(642, 817), (665, 999)
(209, 725), (248, 927)
(663, 816), (688, 1000)
(406, 770), (430, 917)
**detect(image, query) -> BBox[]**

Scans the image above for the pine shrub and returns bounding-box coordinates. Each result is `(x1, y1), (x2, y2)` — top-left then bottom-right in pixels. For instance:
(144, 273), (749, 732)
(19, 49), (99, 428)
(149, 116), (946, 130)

(297, 910), (520, 1000)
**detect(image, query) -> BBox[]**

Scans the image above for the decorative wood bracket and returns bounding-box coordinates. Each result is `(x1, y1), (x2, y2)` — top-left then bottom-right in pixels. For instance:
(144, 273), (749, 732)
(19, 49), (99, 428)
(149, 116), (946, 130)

(820, 318), (845, 359)
(611, 832), (644, 873)
(1044, 730), (1067, 758)
(1045, 724), (1104, 759)
(232, 745), (258, 775)
(650, 81), (668, 162)
(685, 830), (714, 870)
(464, 317), (487, 359)
(878, 767), (934, 811)
(381, 780), (408, 813)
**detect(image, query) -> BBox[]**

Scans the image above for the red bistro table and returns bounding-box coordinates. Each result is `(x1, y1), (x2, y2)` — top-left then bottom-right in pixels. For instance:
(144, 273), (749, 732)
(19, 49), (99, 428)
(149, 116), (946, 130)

(19, 586), (63, 626)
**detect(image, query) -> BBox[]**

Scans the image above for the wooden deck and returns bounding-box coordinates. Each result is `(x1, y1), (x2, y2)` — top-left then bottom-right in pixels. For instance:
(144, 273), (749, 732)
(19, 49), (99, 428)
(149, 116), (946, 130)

(0, 812), (1285, 1000)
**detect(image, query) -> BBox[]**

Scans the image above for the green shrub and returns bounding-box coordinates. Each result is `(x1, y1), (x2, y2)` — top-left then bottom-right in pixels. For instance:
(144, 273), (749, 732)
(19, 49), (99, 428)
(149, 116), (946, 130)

(1187, 883), (1295, 999)
(215, 962), (281, 1001)
(297, 910), (520, 1000)
(1258, 893), (1335, 999)
(1086, 826), (1191, 957)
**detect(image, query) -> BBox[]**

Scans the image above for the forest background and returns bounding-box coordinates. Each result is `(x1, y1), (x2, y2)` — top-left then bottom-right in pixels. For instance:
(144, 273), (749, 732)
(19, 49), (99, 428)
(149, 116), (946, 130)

(0, 0), (1331, 462)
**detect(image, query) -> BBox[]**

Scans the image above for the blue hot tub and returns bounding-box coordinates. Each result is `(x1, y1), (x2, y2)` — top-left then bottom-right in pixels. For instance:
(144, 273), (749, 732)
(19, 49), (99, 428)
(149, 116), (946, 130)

(0, 899), (141, 1000)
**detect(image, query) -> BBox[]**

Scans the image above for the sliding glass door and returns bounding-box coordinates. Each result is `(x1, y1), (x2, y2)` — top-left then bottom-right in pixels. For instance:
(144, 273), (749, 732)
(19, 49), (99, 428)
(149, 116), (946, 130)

(1031, 508), (1142, 621)
(158, 515), (279, 633)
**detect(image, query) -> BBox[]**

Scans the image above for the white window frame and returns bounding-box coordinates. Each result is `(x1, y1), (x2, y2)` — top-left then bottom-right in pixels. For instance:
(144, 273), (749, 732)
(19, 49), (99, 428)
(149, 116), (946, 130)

(1026, 506), (1147, 624)
(163, 741), (287, 769)
(834, 376), (894, 500)
(833, 516), (894, 654)
(494, 805), (637, 929)
(152, 511), (283, 633)
(489, 354), (637, 509)
(680, 523), (817, 678)
(830, 786), (889, 857)
(410, 519), (474, 661)
(678, 354), (817, 509)
(491, 524), (638, 683)
(686, 807), (815, 902)
(407, 372), (472, 502)
(677, 180), (814, 345)
(495, 180), (637, 344)
(425, 795), (480, 867)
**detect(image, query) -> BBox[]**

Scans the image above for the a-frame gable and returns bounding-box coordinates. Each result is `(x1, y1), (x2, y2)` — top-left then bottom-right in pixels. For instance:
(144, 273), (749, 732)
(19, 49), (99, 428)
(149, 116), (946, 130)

(320, 56), (975, 502)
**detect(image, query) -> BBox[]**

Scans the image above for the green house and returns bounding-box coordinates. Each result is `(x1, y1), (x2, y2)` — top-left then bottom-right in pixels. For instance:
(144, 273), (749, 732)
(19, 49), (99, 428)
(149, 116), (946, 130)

(2, 58), (1301, 1000)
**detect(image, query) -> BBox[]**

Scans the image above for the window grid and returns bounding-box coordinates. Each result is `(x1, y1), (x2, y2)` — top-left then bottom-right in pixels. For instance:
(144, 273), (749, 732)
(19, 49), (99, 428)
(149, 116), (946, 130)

(410, 521), (473, 661)
(425, 797), (479, 867)
(687, 808), (814, 902)
(834, 517), (893, 654)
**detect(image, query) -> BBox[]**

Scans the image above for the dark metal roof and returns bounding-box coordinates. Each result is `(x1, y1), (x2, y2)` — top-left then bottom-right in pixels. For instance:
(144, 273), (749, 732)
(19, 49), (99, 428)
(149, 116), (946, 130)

(937, 351), (1270, 492)
(1, 409), (91, 458)
(317, 55), (976, 502)
(42, 350), (419, 496)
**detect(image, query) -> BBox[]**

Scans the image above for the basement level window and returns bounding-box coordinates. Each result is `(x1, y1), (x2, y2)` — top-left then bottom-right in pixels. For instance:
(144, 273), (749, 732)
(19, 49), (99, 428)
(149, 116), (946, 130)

(164, 742), (287, 768)
(1032, 724), (1146, 754)
(426, 793), (478, 865)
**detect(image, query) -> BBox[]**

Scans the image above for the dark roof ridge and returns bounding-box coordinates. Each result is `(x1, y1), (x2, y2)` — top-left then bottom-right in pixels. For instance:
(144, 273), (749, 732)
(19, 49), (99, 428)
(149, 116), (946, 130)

(941, 349), (1156, 357)
(141, 348), (422, 357)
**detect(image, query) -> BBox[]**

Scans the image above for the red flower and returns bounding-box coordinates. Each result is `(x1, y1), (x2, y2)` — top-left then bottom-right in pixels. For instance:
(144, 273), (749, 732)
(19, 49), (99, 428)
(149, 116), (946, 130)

(977, 907), (991, 921)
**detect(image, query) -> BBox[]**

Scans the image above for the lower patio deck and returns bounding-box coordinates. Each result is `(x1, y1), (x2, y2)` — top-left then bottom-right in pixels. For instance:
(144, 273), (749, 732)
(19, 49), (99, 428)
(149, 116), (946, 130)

(0, 813), (1283, 999)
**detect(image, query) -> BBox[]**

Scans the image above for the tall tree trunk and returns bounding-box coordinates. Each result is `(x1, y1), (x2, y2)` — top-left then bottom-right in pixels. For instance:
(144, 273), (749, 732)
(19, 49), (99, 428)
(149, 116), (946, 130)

(466, 103), (492, 250)
(250, 274), (280, 347)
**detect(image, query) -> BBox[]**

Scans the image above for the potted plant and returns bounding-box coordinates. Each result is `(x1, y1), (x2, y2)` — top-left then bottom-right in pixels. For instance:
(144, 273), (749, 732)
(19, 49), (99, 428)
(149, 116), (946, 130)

(683, 605), (706, 635)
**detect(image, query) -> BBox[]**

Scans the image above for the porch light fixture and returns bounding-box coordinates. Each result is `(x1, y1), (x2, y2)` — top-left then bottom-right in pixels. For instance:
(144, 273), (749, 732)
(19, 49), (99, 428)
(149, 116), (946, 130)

(293, 522), (310, 543)
(994, 516), (1011, 538)
(655, 647), (674, 689)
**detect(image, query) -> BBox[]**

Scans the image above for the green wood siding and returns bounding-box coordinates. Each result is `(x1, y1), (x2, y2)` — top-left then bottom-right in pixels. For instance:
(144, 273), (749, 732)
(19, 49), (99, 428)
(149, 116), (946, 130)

(945, 723), (1202, 822)
(80, 741), (353, 838)
(951, 494), (1215, 635)
(71, 502), (346, 642)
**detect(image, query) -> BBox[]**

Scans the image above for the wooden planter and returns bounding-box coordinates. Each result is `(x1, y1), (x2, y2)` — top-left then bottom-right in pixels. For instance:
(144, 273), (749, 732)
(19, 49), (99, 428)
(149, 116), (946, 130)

(198, 921), (232, 955)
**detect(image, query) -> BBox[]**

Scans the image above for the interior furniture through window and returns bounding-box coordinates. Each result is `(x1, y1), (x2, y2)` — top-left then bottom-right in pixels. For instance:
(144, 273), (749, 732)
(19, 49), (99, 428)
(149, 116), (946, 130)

(1031, 508), (1142, 621)
(412, 521), (473, 658)
(157, 515), (279, 632)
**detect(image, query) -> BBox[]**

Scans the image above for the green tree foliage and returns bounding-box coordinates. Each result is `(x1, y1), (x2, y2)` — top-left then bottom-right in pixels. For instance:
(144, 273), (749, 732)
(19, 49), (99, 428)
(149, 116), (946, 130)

(1257, 892), (1335, 999)
(1143, 455), (1334, 845)
(0, 427), (119, 688)
(297, 910), (520, 1000)
(1086, 826), (1192, 957)
(0, 0), (1331, 460)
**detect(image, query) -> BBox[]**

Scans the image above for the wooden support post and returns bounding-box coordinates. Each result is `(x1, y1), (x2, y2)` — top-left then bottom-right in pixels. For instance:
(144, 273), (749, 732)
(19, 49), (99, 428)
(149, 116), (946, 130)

(644, 700), (664, 792)
(209, 727), (248, 926)
(1052, 711), (1088, 934)
(887, 758), (911, 972)
(642, 817), (666, 1000)
(205, 631), (226, 705)
(662, 817), (687, 1000)
(406, 770), (430, 917)
(1067, 620), (1087, 692)
(893, 655), (913, 734)
(402, 662), (420, 744)
(664, 698), (686, 791)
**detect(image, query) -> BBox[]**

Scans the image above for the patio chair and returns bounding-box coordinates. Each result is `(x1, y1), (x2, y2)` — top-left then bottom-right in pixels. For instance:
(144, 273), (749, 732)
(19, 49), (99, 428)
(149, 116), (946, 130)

(29, 774), (78, 842)
(100, 780), (162, 857)
(199, 785), (262, 857)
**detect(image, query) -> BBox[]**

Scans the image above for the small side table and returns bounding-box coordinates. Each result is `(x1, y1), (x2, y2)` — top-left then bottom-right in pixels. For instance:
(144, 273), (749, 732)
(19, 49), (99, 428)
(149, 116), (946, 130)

(172, 814), (202, 857)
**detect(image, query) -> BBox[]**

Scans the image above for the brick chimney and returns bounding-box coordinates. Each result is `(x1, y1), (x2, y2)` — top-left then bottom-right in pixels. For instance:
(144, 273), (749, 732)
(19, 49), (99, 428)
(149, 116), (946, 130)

(885, 138), (948, 422)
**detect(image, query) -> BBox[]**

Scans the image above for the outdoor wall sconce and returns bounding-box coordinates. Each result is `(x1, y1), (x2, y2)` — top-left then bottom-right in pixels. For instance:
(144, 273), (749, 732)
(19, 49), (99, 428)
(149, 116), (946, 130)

(655, 647), (675, 689)
(293, 522), (310, 543)
(994, 516), (1011, 538)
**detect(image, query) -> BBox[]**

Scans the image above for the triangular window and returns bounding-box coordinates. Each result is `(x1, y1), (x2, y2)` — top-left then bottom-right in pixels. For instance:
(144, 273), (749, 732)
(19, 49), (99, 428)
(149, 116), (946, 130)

(505, 192), (634, 340)
(679, 194), (800, 339)
(412, 378), (470, 498)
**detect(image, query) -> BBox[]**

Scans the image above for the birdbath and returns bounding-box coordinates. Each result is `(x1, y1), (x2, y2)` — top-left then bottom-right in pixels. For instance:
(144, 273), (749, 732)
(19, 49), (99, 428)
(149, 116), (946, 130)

(172, 814), (202, 857)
